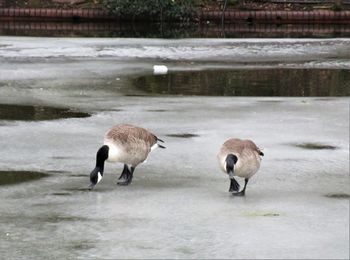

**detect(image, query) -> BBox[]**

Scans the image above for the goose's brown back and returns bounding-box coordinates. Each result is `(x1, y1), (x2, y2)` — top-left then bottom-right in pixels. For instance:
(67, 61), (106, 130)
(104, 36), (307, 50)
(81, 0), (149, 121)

(222, 138), (261, 155)
(218, 138), (262, 178)
(104, 124), (158, 166)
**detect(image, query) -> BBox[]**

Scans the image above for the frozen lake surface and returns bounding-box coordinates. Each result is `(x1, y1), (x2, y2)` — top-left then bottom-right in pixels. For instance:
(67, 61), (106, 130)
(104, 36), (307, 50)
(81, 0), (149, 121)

(0, 37), (349, 259)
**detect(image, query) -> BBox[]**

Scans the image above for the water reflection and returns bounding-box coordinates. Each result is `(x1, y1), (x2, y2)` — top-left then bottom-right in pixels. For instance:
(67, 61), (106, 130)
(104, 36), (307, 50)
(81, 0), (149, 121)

(134, 69), (350, 96)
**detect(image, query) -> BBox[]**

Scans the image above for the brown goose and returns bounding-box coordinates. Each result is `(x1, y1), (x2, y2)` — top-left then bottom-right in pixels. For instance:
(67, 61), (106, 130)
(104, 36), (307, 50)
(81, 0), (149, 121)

(89, 124), (165, 189)
(217, 138), (264, 196)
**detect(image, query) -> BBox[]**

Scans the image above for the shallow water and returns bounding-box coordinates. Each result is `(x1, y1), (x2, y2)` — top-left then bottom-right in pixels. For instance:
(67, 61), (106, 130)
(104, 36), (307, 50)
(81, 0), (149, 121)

(0, 104), (90, 121)
(0, 171), (49, 186)
(0, 37), (349, 259)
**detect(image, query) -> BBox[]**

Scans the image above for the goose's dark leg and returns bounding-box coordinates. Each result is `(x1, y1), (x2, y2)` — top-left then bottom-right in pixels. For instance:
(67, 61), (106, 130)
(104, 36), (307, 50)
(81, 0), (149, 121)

(229, 177), (240, 192)
(233, 178), (249, 196)
(117, 165), (135, 186)
(128, 166), (135, 185)
(118, 164), (129, 181)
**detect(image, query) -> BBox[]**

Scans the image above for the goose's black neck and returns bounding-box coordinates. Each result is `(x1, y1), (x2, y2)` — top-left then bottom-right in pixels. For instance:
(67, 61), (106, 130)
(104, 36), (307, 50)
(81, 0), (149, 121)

(96, 145), (109, 170)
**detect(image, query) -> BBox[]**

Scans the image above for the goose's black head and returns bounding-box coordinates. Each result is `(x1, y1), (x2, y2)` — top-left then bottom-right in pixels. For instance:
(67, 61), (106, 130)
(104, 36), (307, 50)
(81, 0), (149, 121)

(89, 145), (109, 190)
(226, 154), (238, 177)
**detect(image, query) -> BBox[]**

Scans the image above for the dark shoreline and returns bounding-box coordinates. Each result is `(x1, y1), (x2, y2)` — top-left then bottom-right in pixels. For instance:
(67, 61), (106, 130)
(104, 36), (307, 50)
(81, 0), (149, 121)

(1, 21), (349, 38)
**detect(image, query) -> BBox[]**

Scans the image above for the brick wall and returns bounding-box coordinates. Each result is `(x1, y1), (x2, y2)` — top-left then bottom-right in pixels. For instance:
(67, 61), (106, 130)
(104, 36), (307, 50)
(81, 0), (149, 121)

(0, 8), (113, 21)
(0, 8), (350, 23)
(202, 10), (350, 23)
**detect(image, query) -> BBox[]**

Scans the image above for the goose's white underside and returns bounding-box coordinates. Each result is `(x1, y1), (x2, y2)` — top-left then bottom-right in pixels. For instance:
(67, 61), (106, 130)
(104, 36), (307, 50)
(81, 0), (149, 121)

(220, 153), (261, 179)
(103, 140), (157, 165)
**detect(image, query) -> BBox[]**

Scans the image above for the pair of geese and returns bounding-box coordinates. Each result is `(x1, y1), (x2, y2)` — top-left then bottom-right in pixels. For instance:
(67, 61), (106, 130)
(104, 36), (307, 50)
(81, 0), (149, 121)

(89, 124), (264, 196)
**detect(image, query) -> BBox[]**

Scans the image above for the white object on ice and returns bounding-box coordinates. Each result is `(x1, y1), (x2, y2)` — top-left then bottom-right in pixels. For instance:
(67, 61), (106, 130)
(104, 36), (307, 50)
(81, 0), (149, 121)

(153, 65), (168, 75)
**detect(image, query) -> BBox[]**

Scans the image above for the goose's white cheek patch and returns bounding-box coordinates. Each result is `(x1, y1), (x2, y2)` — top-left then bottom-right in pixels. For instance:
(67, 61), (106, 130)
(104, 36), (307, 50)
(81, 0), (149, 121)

(97, 172), (102, 183)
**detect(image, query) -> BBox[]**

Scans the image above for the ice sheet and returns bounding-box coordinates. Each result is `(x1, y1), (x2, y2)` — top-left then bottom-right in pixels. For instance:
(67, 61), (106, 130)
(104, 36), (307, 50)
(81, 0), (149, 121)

(0, 37), (349, 259)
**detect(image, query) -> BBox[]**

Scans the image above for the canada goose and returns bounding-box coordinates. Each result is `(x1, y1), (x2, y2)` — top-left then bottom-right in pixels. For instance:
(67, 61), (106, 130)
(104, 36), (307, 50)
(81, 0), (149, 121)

(89, 124), (165, 189)
(217, 138), (264, 196)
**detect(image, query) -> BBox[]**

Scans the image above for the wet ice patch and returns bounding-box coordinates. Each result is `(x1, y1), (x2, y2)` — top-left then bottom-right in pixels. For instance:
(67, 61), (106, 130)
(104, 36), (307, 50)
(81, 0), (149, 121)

(47, 170), (70, 174)
(242, 211), (281, 217)
(51, 192), (72, 196)
(64, 187), (96, 192)
(324, 193), (350, 199)
(124, 94), (148, 97)
(68, 240), (95, 251)
(166, 133), (199, 138)
(257, 100), (284, 103)
(70, 174), (88, 178)
(315, 98), (335, 101)
(36, 214), (89, 223)
(0, 170), (49, 186)
(293, 142), (338, 150)
(0, 104), (90, 121)
(106, 109), (123, 112)
(51, 156), (71, 160)
(146, 109), (168, 112)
